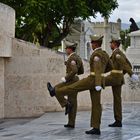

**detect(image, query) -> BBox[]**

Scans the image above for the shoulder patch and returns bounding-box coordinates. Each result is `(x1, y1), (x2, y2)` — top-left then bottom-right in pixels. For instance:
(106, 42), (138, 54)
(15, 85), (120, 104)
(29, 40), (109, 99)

(116, 54), (121, 59)
(71, 60), (76, 65)
(94, 56), (100, 61)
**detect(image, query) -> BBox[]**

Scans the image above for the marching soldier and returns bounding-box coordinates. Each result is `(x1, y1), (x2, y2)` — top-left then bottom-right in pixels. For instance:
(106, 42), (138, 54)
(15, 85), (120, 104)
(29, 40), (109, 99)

(47, 41), (84, 128)
(47, 35), (112, 135)
(105, 38), (139, 127)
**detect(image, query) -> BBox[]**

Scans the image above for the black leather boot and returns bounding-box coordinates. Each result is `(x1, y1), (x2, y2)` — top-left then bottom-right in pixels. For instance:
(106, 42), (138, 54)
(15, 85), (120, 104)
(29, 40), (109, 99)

(47, 82), (55, 97)
(85, 128), (101, 135)
(64, 124), (74, 128)
(65, 102), (72, 115)
(108, 121), (122, 127)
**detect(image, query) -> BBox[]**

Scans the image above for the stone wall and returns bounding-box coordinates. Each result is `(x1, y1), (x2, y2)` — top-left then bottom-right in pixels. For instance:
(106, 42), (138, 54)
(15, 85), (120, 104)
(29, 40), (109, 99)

(0, 3), (15, 57)
(4, 38), (137, 118)
(4, 38), (92, 118)
(0, 2), (15, 119)
(4, 39), (64, 118)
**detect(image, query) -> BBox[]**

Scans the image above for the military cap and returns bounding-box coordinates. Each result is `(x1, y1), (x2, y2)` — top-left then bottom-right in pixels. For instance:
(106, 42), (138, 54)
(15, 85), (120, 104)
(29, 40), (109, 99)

(110, 37), (122, 43)
(64, 40), (77, 50)
(90, 35), (104, 42)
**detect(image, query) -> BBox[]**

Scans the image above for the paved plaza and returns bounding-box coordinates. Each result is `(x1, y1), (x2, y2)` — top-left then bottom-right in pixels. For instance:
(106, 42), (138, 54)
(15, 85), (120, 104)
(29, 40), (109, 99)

(0, 103), (140, 140)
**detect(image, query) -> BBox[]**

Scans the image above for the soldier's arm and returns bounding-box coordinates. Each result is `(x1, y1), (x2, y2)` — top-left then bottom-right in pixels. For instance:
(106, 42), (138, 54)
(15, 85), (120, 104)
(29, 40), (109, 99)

(115, 54), (133, 76)
(105, 59), (113, 73)
(65, 60), (78, 82)
(94, 55), (102, 86)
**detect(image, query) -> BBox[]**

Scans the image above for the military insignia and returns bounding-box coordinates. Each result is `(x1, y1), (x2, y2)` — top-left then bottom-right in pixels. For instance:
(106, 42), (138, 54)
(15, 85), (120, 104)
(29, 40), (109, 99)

(116, 54), (121, 59)
(94, 56), (100, 61)
(71, 60), (76, 65)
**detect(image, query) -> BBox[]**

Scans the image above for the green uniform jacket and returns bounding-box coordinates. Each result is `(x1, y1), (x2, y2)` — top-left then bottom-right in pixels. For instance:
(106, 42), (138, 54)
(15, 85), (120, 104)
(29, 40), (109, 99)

(110, 48), (133, 85)
(90, 48), (112, 88)
(65, 53), (83, 82)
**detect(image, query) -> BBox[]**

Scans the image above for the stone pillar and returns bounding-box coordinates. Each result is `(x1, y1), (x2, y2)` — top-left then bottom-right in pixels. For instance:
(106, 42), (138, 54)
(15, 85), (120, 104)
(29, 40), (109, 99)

(103, 18), (112, 55)
(0, 3), (15, 57)
(0, 58), (4, 118)
(0, 2), (15, 118)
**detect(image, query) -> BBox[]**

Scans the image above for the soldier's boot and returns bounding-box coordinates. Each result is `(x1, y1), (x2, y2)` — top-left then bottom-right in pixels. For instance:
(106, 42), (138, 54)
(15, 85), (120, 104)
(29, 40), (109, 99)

(108, 121), (122, 127)
(65, 102), (72, 115)
(85, 128), (101, 135)
(47, 82), (55, 97)
(64, 124), (74, 128)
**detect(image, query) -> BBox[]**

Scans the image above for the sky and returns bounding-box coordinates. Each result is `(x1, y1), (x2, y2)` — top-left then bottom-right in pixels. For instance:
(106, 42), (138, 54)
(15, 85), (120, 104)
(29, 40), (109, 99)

(92, 0), (140, 23)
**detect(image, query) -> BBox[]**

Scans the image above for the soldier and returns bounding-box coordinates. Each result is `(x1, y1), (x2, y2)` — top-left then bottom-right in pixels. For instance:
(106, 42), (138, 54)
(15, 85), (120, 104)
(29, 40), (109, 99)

(105, 38), (139, 127)
(47, 41), (84, 128)
(47, 35), (112, 135)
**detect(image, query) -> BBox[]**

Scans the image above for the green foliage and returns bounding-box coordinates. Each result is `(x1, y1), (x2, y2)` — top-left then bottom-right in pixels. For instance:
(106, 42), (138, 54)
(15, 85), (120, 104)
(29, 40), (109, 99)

(87, 0), (118, 18)
(120, 29), (130, 51)
(1, 0), (118, 48)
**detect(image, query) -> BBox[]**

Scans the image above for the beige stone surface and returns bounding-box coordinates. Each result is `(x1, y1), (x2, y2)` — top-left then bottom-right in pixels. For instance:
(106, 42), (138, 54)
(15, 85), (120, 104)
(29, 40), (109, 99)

(0, 58), (4, 118)
(0, 2), (15, 119)
(4, 39), (65, 118)
(0, 2), (15, 57)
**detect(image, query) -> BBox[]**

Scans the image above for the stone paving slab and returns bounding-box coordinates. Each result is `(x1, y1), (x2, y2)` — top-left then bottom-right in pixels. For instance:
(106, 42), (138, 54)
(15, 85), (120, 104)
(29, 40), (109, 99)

(0, 103), (140, 140)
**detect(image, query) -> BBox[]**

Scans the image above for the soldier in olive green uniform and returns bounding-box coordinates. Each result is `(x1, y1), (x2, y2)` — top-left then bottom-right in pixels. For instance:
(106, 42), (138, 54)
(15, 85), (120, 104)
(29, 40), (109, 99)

(48, 35), (112, 135)
(105, 38), (139, 127)
(47, 41), (84, 128)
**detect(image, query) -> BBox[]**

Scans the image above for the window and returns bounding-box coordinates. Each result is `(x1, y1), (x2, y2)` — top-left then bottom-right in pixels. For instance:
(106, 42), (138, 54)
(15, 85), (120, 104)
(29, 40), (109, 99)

(133, 65), (140, 73)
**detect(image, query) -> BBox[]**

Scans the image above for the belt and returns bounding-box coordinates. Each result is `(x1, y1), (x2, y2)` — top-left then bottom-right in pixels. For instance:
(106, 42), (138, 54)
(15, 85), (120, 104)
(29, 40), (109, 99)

(91, 70), (123, 77)
(90, 72), (105, 77)
(111, 70), (123, 74)
(90, 72), (95, 75)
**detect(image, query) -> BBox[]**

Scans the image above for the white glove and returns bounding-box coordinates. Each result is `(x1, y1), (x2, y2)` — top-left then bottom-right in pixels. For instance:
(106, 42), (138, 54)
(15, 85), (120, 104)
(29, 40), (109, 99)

(95, 86), (102, 91)
(61, 77), (66, 83)
(131, 74), (139, 82)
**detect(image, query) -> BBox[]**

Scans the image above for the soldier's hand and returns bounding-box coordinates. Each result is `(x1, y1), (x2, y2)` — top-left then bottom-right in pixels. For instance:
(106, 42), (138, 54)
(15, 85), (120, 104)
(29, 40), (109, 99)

(131, 74), (139, 82)
(95, 86), (102, 91)
(61, 77), (66, 83)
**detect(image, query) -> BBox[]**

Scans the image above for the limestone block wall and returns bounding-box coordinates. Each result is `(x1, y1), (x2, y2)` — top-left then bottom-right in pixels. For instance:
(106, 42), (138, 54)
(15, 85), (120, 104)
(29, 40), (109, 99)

(0, 2), (15, 119)
(4, 39), (65, 118)
(0, 3), (15, 37)
(4, 39), (93, 118)
(0, 3), (15, 57)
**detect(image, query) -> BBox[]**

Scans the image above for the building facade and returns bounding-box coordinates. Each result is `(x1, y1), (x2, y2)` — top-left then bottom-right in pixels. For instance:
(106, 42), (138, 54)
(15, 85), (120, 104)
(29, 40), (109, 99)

(91, 18), (121, 55)
(60, 18), (121, 59)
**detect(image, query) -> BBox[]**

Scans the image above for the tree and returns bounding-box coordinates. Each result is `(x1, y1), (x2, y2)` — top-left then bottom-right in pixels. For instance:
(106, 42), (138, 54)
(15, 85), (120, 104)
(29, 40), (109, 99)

(1, 0), (118, 48)
(120, 29), (130, 51)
